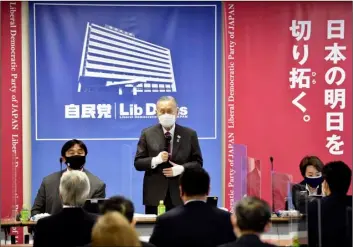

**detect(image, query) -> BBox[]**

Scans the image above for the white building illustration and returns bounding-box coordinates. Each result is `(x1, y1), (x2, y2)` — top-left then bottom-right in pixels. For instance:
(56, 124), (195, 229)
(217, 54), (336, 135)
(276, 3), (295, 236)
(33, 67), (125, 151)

(77, 22), (176, 95)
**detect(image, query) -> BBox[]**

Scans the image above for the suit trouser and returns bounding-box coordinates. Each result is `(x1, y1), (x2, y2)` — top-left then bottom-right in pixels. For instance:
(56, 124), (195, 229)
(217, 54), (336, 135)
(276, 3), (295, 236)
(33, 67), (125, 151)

(145, 188), (174, 214)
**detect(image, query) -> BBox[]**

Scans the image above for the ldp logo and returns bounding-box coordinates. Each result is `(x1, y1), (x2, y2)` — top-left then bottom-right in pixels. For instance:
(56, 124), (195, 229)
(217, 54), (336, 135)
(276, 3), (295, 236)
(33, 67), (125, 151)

(78, 23), (177, 96)
(119, 103), (188, 119)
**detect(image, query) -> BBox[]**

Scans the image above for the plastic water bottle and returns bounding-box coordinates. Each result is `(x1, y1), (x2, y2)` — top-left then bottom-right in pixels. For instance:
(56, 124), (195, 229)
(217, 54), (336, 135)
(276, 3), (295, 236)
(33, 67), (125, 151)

(20, 204), (30, 223)
(292, 232), (300, 247)
(157, 200), (166, 216)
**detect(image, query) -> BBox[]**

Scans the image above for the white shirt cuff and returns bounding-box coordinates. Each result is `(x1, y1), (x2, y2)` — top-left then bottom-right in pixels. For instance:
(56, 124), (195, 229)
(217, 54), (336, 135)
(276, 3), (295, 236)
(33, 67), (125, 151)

(151, 156), (163, 169)
(172, 165), (185, 176)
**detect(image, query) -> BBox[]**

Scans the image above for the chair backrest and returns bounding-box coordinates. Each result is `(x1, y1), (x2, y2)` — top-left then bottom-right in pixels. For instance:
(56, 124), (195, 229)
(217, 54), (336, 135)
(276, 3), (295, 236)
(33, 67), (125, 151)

(83, 198), (107, 214)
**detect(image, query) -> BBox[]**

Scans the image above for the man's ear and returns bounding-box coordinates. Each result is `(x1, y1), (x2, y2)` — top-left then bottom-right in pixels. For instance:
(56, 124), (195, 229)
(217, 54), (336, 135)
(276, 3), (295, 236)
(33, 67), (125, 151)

(131, 218), (136, 227)
(231, 214), (237, 227)
(61, 156), (66, 163)
(179, 185), (183, 198)
(263, 222), (272, 233)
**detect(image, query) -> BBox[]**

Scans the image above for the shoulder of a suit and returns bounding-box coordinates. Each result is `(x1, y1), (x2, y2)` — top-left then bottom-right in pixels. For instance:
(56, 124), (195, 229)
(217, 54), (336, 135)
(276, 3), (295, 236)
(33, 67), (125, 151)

(84, 170), (105, 185)
(42, 170), (62, 182)
(145, 124), (196, 134)
(42, 170), (104, 184)
(168, 204), (229, 215)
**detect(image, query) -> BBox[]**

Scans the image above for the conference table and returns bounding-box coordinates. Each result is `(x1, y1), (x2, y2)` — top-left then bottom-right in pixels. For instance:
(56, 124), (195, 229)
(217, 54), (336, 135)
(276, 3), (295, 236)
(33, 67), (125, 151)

(1, 216), (306, 246)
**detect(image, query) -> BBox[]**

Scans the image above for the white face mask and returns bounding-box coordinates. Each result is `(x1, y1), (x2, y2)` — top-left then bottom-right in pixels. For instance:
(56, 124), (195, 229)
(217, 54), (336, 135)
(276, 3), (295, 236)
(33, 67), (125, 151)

(158, 114), (176, 128)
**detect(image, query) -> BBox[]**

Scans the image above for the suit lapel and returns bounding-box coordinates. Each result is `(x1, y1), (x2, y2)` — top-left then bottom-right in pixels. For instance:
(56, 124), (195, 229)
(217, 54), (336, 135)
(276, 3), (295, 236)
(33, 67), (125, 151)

(172, 124), (182, 159)
(83, 169), (96, 197)
(54, 172), (63, 211)
(152, 124), (166, 151)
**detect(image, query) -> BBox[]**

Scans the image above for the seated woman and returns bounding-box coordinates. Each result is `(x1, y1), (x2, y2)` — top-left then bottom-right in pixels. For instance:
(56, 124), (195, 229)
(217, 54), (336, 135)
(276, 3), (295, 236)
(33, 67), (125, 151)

(292, 155), (324, 211)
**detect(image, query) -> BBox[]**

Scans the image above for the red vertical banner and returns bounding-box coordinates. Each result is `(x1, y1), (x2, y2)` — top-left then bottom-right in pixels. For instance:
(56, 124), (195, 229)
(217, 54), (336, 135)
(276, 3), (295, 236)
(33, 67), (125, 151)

(1, 1), (23, 243)
(223, 2), (236, 212)
(223, 2), (352, 210)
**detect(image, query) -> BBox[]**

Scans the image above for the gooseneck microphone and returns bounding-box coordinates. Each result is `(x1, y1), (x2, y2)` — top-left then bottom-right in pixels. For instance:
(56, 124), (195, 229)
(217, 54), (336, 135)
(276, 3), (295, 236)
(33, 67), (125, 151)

(270, 156), (274, 171)
(270, 156), (275, 213)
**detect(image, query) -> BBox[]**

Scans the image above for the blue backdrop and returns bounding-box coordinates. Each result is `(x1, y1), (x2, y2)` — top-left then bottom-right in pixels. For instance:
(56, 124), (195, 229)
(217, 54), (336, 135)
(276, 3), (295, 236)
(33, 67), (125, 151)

(29, 2), (222, 213)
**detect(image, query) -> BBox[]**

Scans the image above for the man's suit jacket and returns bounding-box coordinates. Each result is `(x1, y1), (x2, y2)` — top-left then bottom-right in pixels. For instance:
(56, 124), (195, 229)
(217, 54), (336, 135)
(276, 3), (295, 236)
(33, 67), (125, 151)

(33, 208), (97, 247)
(219, 234), (277, 247)
(134, 124), (203, 206)
(291, 180), (322, 211)
(31, 169), (106, 216)
(149, 201), (236, 247)
(308, 194), (352, 247)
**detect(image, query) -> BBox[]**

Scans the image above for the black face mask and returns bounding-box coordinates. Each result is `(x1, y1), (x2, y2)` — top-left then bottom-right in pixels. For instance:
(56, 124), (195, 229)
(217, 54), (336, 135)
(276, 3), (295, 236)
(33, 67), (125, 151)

(304, 176), (323, 188)
(65, 155), (86, 170)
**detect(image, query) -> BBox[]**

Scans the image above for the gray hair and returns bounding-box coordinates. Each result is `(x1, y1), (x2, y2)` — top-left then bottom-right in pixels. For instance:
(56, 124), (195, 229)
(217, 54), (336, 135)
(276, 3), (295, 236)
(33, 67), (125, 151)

(156, 96), (178, 107)
(59, 170), (90, 207)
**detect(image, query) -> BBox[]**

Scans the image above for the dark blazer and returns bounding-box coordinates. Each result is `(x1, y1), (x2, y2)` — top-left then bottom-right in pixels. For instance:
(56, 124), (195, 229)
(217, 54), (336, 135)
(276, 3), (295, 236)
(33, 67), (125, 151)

(134, 124), (203, 206)
(33, 208), (97, 247)
(81, 241), (155, 247)
(291, 180), (322, 211)
(149, 201), (236, 247)
(308, 194), (352, 247)
(31, 169), (106, 216)
(219, 234), (277, 247)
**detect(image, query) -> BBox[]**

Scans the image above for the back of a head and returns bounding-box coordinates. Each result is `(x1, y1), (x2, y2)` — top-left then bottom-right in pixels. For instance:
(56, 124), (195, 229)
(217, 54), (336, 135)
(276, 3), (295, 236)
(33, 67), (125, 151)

(323, 161), (352, 195)
(59, 170), (90, 207)
(179, 167), (210, 196)
(101, 196), (135, 223)
(92, 212), (141, 247)
(235, 196), (271, 233)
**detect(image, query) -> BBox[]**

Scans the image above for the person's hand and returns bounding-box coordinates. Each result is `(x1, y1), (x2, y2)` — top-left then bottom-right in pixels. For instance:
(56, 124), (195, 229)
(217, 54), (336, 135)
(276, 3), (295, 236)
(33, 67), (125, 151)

(153, 151), (169, 166)
(163, 161), (184, 177)
(160, 151), (169, 163)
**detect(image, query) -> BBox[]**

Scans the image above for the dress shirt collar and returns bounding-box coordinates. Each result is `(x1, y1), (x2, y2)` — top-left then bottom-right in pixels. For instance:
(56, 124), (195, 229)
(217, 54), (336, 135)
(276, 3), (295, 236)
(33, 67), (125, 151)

(184, 199), (206, 205)
(306, 183), (319, 196)
(63, 205), (79, 208)
(162, 124), (175, 137)
(65, 168), (84, 172)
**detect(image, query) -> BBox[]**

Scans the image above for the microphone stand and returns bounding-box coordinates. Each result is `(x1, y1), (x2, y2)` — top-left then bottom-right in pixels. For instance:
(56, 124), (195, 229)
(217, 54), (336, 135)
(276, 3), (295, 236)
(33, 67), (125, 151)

(270, 157), (275, 213)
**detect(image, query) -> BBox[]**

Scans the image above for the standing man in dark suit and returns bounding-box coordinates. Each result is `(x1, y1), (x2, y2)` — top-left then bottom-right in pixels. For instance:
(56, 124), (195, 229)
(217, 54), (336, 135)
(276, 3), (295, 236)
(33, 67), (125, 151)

(218, 197), (276, 247)
(31, 139), (106, 216)
(149, 167), (236, 247)
(308, 161), (352, 247)
(33, 170), (97, 247)
(134, 96), (203, 214)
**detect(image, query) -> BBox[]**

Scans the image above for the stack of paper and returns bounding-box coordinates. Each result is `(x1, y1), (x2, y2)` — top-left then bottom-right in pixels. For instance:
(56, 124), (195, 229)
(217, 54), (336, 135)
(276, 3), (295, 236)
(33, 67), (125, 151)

(139, 236), (150, 242)
(134, 213), (157, 218)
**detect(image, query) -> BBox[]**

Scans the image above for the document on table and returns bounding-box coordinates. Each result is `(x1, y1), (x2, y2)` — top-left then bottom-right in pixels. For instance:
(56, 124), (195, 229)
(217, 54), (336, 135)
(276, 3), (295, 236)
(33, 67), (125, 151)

(139, 236), (150, 242)
(134, 213), (157, 218)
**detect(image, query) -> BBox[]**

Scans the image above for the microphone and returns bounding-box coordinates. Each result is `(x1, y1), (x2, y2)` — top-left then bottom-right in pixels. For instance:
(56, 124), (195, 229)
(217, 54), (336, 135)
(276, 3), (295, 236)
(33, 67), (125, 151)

(164, 133), (172, 152)
(270, 156), (275, 213)
(270, 156), (274, 171)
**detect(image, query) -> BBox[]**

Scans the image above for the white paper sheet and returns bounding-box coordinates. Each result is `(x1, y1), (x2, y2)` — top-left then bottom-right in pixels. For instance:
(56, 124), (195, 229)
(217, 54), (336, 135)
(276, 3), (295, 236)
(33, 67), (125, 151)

(134, 213), (157, 218)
